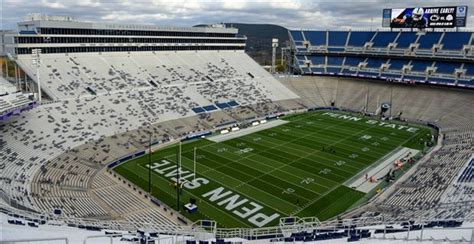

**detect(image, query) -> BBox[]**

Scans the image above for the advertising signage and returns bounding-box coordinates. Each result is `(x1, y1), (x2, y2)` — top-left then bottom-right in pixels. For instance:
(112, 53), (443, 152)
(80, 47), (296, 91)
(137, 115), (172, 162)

(382, 6), (468, 28)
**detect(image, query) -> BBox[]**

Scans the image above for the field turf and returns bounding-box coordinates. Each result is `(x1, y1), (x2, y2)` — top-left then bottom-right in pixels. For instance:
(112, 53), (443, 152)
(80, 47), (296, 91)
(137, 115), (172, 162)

(114, 111), (431, 228)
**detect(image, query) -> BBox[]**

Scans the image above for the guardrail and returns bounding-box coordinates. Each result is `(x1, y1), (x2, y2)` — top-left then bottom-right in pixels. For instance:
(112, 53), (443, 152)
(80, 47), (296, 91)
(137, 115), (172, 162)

(0, 237), (69, 244)
(2, 196), (474, 242)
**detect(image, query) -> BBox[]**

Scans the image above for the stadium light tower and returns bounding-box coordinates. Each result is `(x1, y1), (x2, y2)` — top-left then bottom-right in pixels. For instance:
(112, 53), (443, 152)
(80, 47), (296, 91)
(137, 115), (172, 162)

(148, 126), (152, 194)
(176, 141), (182, 212)
(31, 48), (42, 103)
(193, 147), (197, 182)
(271, 38), (278, 74)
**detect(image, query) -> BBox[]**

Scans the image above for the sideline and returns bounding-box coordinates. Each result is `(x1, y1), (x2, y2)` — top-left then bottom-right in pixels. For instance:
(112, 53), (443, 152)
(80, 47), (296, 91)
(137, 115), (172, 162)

(345, 147), (420, 193)
(207, 120), (289, 142)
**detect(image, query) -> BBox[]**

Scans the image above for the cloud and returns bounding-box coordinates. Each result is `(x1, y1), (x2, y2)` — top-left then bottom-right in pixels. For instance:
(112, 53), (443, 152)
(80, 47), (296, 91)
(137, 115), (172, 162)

(0, 0), (472, 30)
(40, 0), (66, 9)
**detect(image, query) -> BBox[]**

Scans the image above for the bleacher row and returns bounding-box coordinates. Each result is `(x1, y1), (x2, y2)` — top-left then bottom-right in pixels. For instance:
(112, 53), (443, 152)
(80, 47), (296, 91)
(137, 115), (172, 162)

(0, 93), (36, 120)
(16, 51), (293, 102)
(0, 77), (35, 119)
(295, 55), (474, 87)
(290, 30), (474, 87)
(348, 126), (474, 222)
(457, 157), (474, 183)
(290, 30), (474, 57)
(192, 100), (239, 114)
(379, 128), (472, 219)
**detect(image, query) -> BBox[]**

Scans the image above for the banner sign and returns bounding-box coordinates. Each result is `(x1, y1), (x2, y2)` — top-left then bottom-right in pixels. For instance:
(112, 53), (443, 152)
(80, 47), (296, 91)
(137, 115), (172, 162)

(383, 6), (468, 28)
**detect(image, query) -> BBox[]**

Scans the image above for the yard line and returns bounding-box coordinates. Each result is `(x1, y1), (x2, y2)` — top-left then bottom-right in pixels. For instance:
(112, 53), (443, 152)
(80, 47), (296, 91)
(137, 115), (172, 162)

(230, 127), (383, 177)
(204, 142), (332, 190)
(153, 111), (328, 160)
(287, 118), (412, 147)
(234, 136), (361, 175)
(263, 126), (400, 157)
(257, 136), (369, 168)
(272, 126), (403, 154)
(227, 137), (352, 183)
(156, 112), (349, 178)
(206, 117), (389, 218)
(162, 154), (301, 215)
(288, 118), (411, 140)
(129, 164), (254, 228)
(247, 133), (388, 170)
(181, 150), (317, 202)
(193, 114), (380, 189)
(200, 143), (326, 195)
(290, 121), (422, 216)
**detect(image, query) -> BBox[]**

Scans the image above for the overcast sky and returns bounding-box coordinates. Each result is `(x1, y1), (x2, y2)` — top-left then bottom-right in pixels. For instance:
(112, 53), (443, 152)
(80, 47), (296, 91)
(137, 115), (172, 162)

(0, 0), (473, 30)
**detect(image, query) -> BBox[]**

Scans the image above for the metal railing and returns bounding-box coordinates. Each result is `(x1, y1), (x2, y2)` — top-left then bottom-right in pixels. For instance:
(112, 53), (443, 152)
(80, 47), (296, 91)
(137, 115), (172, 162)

(0, 237), (69, 244)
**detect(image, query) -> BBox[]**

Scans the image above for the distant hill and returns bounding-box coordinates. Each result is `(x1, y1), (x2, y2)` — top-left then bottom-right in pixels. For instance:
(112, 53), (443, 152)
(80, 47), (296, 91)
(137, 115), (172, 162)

(194, 23), (289, 65)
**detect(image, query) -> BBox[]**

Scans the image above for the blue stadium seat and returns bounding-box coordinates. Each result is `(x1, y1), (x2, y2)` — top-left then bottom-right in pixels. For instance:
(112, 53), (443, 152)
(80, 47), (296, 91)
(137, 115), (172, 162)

(344, 57), (365, 66)
(404, 75), (426, 81)
(348, 32), (375, 47)
(327, 67), (341, 73)
(289, 30), (472, 88)
(441, 32), (472, 50)
(311, 67), (325, 73)
(328, 31), (348, 47)
(215, 103), (230, 109)
(457, 79), (473, 87)
(227, 100), (239, 107)
(192, 107), (205, 113)
(464, 63), (474, 76)
(295, 55), (306, 65)
(203, 105), (218, 111)
(341, 68), (357, 75)
(309, 56), (325, 65)
(301, 67), (311, 74)
(395, 32), (417, 48)
(388, 59), (410, 70)
(435, 62), (461, 74)
(417, 32), (442, 49)
(366, 58), (386, 68)
(327, 56), (344, 66)
(410, 60), (433, 72)
(358, 71), (378, 77)
(290, 30), (304, 41)
(227, 101), (239, 107)
(381, 73), (402, 79)
(427, 77), (455, 85)
(290, 30), (305, 46)
(19, 30), (37, 34)
(304, 31), (326, 46)
(372, 32), (398, 48)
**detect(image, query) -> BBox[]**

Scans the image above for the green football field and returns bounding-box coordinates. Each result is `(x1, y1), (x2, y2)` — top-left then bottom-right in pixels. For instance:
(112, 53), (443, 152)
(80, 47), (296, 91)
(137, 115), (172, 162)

(114, 111), (432, 228)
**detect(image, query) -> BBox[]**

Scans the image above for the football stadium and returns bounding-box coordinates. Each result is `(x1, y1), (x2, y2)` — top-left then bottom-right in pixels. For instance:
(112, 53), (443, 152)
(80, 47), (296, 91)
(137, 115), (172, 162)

(0, 2), (473, 243)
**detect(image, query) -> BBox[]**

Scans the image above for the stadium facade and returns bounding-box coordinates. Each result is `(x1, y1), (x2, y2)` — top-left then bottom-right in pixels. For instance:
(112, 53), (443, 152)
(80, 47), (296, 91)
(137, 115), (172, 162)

(0, 13), (473, 243)
(5, 15), (245, 55)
